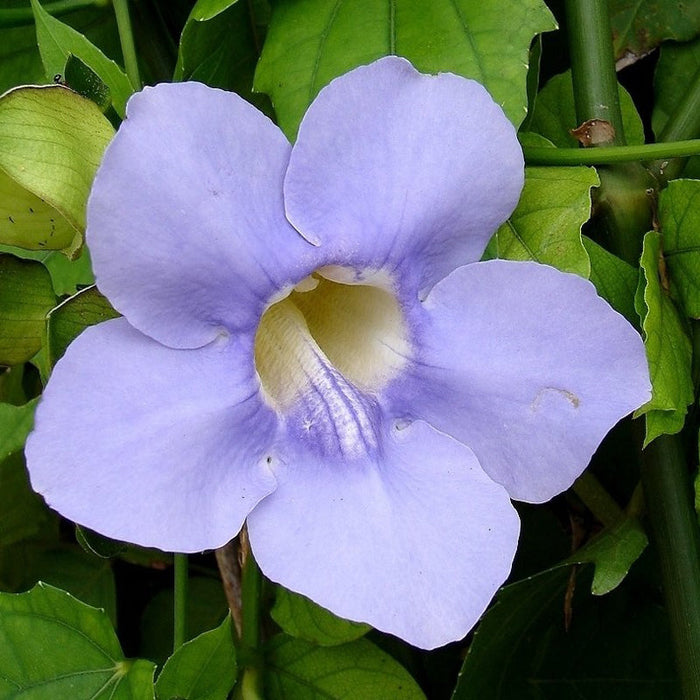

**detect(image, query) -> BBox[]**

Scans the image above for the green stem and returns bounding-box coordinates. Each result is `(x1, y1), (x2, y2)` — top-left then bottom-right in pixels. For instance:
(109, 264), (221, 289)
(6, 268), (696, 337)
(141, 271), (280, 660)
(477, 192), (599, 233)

(564, 0), (625, 145)
(641, 435), (700, 699)
(173, 553), (188, 651)
(112, 0), (141, 89)
(238, 526), (264, 699)
(524, 139), (700, 166)
(572, 472), (623, 527)
(0, 0), (103, 28)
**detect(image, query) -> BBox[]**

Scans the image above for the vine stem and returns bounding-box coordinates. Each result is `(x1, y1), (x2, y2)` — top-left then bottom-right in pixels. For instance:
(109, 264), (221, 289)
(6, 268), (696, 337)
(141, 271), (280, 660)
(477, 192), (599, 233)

(112, 0), (141, 89)
(173, 553), (188, 651)
(641, 436), (700, 700)
(524, 139), (700, 166)
(238, 526), (264, 699)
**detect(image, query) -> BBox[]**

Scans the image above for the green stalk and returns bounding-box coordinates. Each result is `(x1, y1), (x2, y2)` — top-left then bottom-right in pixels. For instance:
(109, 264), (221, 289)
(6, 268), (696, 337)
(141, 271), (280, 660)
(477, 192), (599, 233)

(173, 553), (188, 651)
(112, 0), (141, 89)
(641, 435), (700, 699)
(0, 0), (103, 28)
(238, 526), (264, 699)
(565, 0), (652, 265)
(572, 472), (623, 527)
(564, 0), (625, 145)
(524, 139), (700, 166)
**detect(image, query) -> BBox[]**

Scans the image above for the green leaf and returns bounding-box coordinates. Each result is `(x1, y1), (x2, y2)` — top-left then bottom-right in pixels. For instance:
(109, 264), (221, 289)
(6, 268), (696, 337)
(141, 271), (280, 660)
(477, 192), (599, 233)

(0, 254), (55, 366)
(175, 0), (271, 113)
(609, 0), (700, 64)
(488, 166), (596, 276)
(265, 635), (425, 699)
(76, 526), (128, 559)
(634, 231), (693, 445)
(31, 0), (133, 117)
(453, 563), (677, 699)
(29, 546), (118, 625)
(255, 0), (556, 138)
(0, 397), (38, 461)
(47, 285), (120, 366)
(528, 69), (645, 147)
(0, 244), (95, 296)
(653, 36), (700, 179)
(0, 85), (114, 256)
(658, 179), (700, 318)
(141, 577), (229, 667)
(0, 451), (50, 548)
(64, 53), (112, 112)
(272, 587), (370, 647)
(571, 516), (648, 595)
(0, 583), (155, 698)
(583, 236), (638, 325)
(156, 615), (237, 700)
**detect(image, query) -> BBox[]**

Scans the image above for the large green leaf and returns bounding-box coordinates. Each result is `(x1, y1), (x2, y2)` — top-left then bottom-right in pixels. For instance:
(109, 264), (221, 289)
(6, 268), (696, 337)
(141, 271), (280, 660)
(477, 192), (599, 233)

(0, 583), (155, 698)
(453, 562), (677, 699)
(609, 0), (700, 64)
(659, 179), (700, 318)
(634, 231), (693, 445)
(47, 285), (119, 367)
(583, 237), (638, 325)
(29, 547), (118, 625)
(155, 615), (237, 700)
(265, 635), (425, 699)
(271, 587), (370, 647)
(0, 255), (55, 366)
(528, 69), (644, 147)
(0, 397), (38, 461)
(255, 0), (556, 138)
(30, 0), (134, 116)
(0, 85), (114, 256)
(487, 166), (596, 276)
(0, 2), (124, 95)
(175, 0), (271, 113)
(0, 451), (50, 548)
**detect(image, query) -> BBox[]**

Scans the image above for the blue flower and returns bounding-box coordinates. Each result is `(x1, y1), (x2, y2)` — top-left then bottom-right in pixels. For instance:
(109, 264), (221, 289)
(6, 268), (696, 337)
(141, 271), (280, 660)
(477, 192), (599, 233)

(26, 57), (650, 648)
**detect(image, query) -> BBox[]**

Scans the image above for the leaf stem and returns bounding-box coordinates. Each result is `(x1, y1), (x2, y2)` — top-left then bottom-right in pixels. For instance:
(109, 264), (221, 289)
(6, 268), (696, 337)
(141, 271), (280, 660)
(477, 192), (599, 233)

(238, 525), (264, 698)
(215, 538), (243, 638)
(572, 471), (623, 527)
(641, 434), (700, 699)
(523, 139), (700, 166)
(0, 0), (103, 28)
(112, 0), (141, 89)
(564, 0), (625, 144)
(173, 553), (188, 651)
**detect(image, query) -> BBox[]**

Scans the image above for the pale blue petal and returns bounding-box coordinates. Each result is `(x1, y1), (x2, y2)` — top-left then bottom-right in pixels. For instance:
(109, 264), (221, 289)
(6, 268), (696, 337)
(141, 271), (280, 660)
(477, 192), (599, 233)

(390, 261), (651, 503)
(284, 56), (523, 296)
(247, 419), (519, 650)
(88, 82), (320, 349)
(26, 319), (278, 552)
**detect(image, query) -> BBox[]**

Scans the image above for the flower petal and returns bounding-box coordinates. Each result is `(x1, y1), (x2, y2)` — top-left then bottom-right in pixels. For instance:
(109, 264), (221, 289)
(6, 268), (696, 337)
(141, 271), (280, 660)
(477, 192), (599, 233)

(88, 82), (319, 349)
(247, 419), (519, 649)
(284, 56), (523, 295)
(26, 318), (278, 552)
(392, 261), (651, 503)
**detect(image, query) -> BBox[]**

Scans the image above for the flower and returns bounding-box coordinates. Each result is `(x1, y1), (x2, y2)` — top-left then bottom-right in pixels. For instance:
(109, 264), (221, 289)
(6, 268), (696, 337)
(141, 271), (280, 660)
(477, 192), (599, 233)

(26, 57), (650, 649)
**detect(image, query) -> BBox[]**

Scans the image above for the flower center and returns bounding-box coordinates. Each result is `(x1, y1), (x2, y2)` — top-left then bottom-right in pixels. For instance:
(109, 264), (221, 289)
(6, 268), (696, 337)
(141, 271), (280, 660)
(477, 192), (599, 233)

(254, 269), (409, 457)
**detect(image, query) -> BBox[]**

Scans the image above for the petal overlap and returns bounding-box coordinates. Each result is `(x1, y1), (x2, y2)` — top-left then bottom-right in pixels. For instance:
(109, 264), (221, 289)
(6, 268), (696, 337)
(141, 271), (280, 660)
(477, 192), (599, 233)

(389, 260), (651, 503)
(88, 82), (320, 349)
(284, 56), (524, 297)
(26, 318), (277, 552)
(247, 419), (519, 649)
